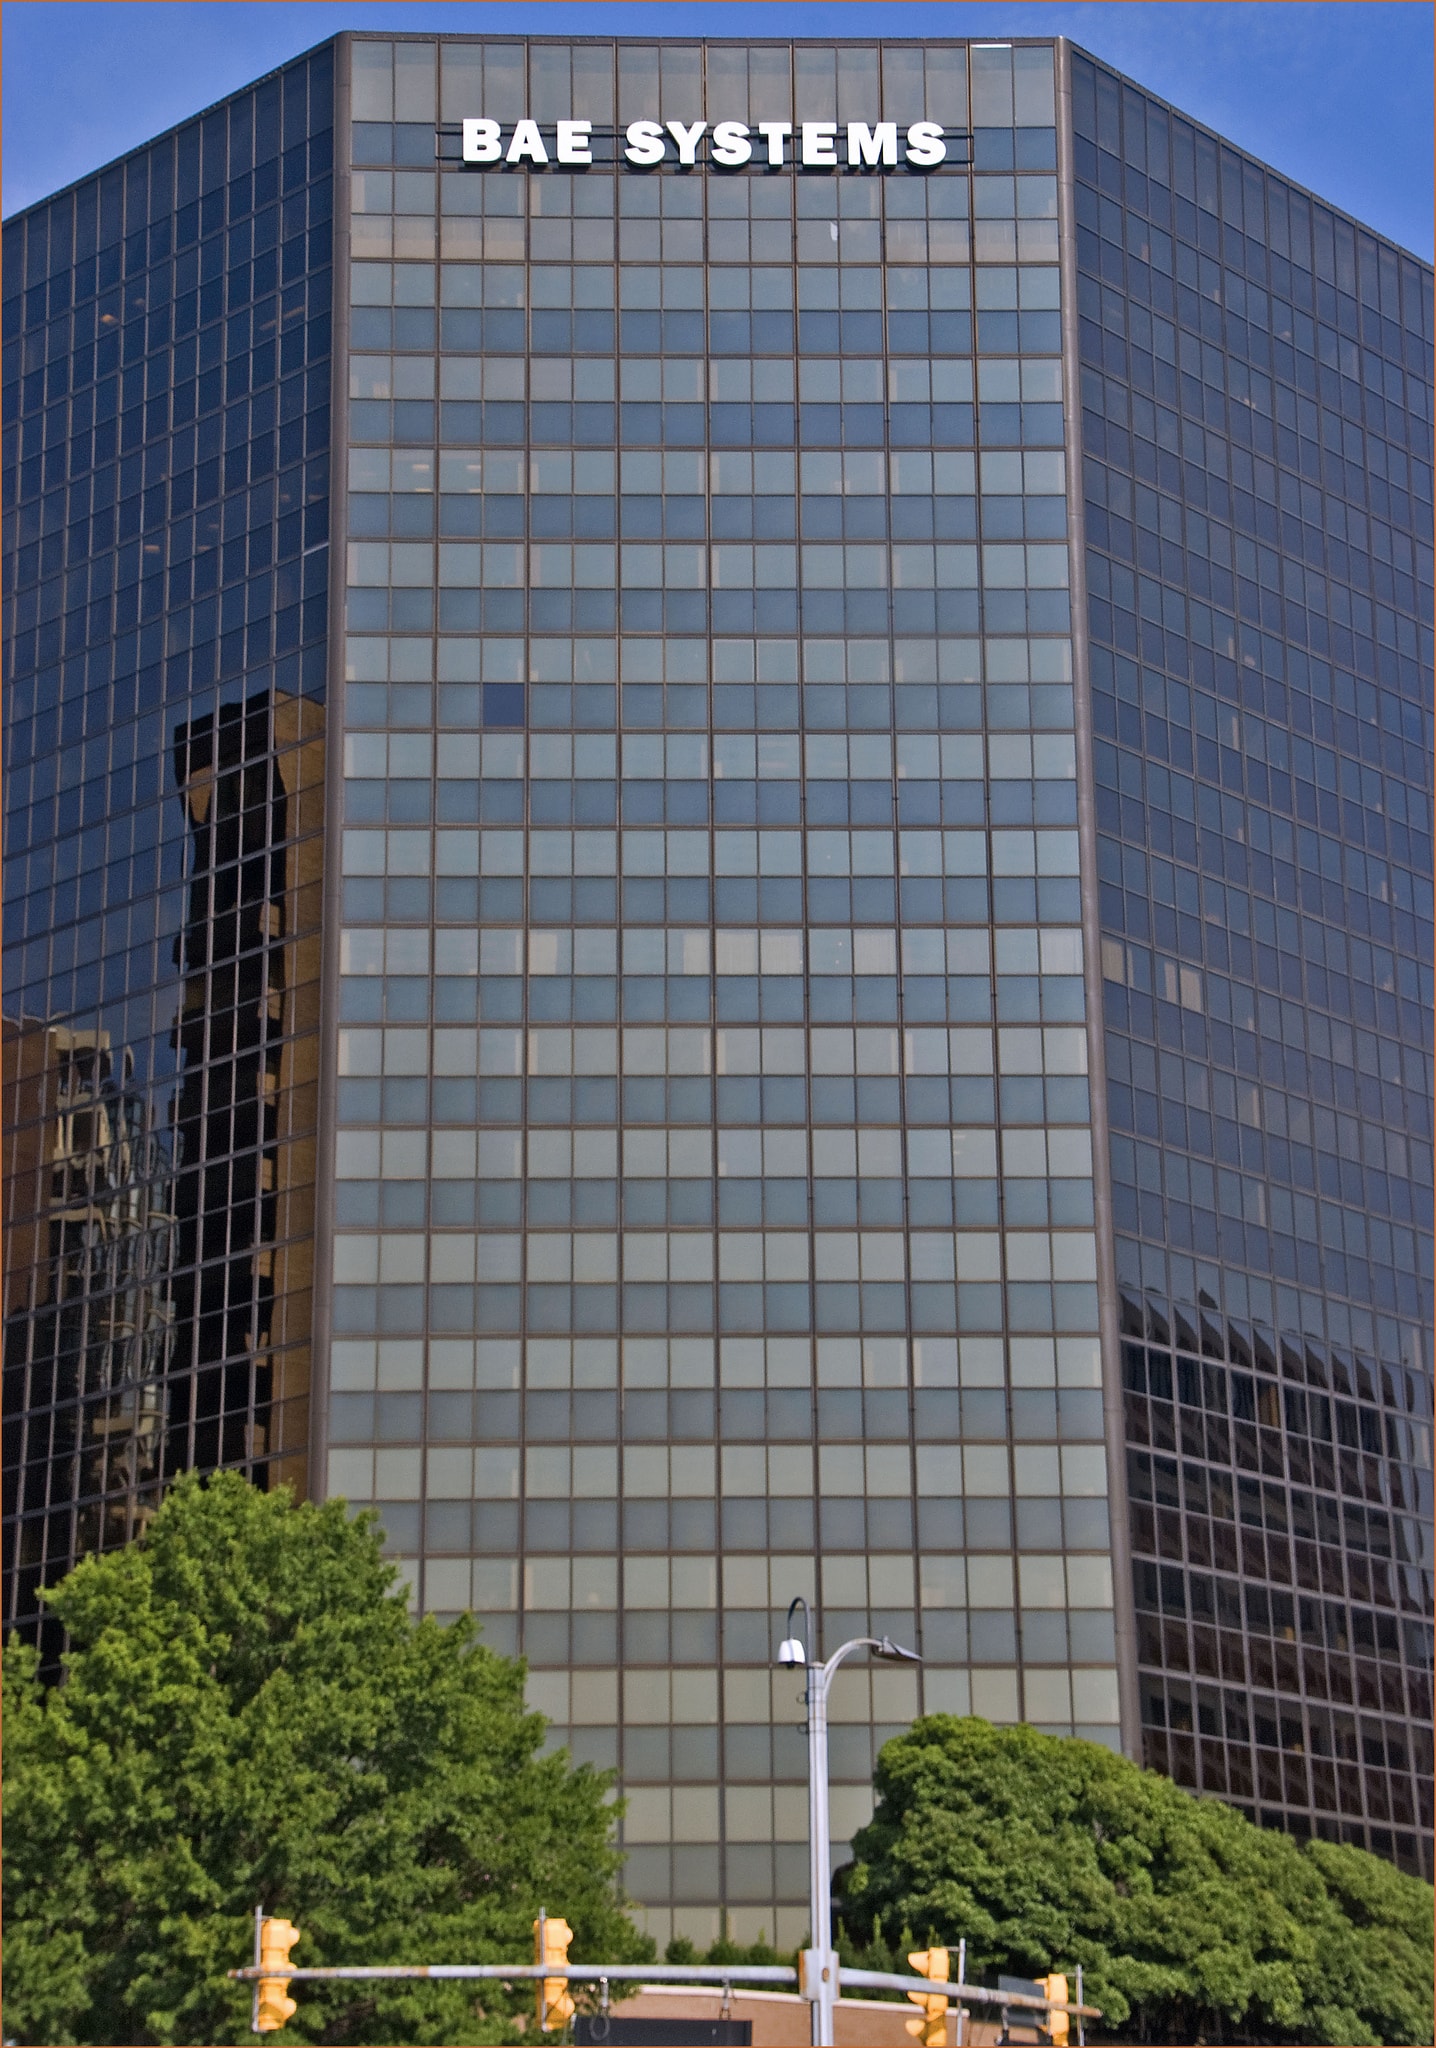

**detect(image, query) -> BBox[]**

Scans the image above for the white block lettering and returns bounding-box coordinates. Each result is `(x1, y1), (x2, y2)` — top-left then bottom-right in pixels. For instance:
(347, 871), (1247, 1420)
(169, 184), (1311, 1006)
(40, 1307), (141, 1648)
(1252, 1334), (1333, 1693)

(555, 119), (593, 164)
(711, 120), (753, 167)
(462, 118), (502, 163)
(801, 122), (838, 166)
(506, 119), (549, 164)
(904, 121), (947, 167)
(625, 119), (666, 165)
(456, 112), (955, 174)
(847, 120), (898, 167)
(665, 119), (709, 165)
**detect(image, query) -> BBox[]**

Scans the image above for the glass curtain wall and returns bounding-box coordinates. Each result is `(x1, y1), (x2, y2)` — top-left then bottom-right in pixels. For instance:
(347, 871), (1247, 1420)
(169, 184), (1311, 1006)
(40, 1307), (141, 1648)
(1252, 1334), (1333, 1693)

(327, 34), (1122, 1943)
(1070, 49), (1435, 1876)
(1, 47), (335, 1659)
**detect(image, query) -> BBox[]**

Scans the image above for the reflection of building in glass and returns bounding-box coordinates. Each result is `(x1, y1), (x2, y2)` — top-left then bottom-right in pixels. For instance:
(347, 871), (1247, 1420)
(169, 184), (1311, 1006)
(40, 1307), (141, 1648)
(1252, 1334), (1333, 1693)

(2, 1020), (174, 1647)
(2, 681), (325, 1648)
(2, 35), (334, 1651)
(4, 27), (1432, 1941)
(2, 686), (326, 1654)
(1066, 47), (1435, 1874)
(168, 689), (325, 1495)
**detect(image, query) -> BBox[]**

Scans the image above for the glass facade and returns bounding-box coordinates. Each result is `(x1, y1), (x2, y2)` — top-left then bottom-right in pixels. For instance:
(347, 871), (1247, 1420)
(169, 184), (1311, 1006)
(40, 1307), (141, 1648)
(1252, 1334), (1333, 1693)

(3, 30), (1430, 1940)
(328, 37), (1119, 1944)
(2, 46), (335, 1661)
(1070, 51), (1435, 1876)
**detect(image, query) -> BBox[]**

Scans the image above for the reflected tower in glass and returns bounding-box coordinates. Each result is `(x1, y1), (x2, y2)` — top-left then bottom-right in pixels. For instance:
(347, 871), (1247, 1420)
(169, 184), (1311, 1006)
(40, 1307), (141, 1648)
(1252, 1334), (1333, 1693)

(1068, 49), (1434, 1880)
(3, 45), (334, 1661)
(4, 32), (1430, 1941)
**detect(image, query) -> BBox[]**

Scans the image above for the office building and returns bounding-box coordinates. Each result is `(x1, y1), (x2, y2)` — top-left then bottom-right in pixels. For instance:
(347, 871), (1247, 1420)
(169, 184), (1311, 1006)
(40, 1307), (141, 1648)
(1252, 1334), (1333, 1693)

(3, 34), (1431, 1940)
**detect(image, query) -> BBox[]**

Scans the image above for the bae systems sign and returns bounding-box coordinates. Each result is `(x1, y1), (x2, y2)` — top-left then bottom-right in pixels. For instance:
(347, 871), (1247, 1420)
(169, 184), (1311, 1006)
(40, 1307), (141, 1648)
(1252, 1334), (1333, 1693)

(459, 118), (959, 169)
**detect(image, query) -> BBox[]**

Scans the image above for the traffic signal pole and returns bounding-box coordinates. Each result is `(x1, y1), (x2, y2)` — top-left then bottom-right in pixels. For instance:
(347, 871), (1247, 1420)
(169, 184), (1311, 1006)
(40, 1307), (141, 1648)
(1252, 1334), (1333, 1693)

(250, 1906), (261, 2038)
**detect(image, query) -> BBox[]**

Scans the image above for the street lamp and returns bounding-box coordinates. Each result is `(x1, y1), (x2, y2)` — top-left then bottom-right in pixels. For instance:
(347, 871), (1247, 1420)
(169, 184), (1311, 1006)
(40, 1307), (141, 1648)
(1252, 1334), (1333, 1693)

(778, 1596), (921, 2048)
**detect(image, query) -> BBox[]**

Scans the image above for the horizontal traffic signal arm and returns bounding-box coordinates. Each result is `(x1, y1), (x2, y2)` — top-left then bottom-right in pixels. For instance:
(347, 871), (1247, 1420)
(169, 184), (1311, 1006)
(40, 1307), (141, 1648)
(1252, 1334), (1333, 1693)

(230, 1964), (799, 1986)
(839, 1967), (1098, 2021)
(227, 1959), (1100, 2021)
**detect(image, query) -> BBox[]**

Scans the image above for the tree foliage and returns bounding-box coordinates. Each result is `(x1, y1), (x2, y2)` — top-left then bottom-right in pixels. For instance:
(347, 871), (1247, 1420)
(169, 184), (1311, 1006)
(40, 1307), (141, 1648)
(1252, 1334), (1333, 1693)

(3, 1472), (650, 2047)
(664, 1930), (791, 1970)
(837, 1716), (1433, 2046)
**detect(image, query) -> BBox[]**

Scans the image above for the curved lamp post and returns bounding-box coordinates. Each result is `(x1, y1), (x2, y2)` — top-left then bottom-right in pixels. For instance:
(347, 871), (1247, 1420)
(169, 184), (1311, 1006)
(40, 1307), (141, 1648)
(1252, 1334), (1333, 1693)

(778, 1596), (921, 2047)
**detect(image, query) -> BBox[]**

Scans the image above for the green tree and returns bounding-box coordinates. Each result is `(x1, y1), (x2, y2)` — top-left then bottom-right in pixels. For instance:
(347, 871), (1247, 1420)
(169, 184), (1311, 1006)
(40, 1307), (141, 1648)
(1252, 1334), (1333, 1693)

(3, 1472), (650, 2047)
(837, 1716), (1433, 2046)
(664, 1926), (790, 1970)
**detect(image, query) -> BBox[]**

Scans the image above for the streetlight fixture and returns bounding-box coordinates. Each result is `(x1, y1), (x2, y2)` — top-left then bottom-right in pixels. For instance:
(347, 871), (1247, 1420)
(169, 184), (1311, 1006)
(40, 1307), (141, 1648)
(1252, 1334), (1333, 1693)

(778, 1596), (921, 2047)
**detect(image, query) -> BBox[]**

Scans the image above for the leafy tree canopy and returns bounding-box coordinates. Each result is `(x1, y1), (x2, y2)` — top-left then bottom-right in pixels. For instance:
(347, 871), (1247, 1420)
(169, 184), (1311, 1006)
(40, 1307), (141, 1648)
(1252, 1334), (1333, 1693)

(837, 1716), (1433, 2047)
(3, 1473), (649, 2047)
(664, 1930), (791, 1970)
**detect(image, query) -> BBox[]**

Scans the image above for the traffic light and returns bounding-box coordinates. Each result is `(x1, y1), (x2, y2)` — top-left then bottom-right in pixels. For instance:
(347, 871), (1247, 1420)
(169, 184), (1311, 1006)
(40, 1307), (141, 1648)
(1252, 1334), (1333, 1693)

(533, 1910), (575, 2033)
(1042, 1972), (1070, 2047)
(906, 1946), (950, 2047)
(254, 1917), (301, 2034)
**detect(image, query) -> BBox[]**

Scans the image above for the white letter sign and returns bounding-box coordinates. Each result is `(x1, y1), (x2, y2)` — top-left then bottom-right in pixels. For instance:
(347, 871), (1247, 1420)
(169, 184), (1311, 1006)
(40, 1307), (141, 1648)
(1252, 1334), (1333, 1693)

(505, 119), (549, 164)
(555, 119), (593, 164)
(462, 117), (502, 163)
(454, 113), (961, 171)
(847, 121), (897, 167)
(624, 119), (666, 165)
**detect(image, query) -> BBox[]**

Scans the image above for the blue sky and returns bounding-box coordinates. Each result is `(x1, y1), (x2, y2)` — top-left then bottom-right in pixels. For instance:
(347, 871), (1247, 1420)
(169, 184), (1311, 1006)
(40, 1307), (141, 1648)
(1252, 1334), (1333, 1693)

(3, 2), (1431, 255)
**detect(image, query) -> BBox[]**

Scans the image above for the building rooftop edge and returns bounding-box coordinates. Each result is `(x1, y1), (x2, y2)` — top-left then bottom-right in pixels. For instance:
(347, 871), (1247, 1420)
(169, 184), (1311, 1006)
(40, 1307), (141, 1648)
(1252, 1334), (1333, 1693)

(4, 31), (1431, 275)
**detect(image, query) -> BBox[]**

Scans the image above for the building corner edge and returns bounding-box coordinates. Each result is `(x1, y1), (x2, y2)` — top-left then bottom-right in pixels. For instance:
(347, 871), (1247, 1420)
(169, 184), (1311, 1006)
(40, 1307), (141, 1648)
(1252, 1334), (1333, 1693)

(1054, 35), (1144, 1763)
(308, 30), (353, 1511)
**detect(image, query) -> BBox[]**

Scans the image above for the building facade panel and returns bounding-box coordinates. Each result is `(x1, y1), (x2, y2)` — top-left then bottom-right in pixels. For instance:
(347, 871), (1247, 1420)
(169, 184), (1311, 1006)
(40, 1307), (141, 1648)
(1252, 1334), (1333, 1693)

(1070, 48), (1435, 1873)
(325, 35), (1120, 1944)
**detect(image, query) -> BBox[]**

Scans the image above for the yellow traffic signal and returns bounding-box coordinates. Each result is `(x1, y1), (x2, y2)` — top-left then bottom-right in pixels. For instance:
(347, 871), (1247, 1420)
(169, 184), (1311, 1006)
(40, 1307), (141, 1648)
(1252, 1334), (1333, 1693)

(254, 1917), (301, 2034)
(1043, 1972), (1070, 2047)
(906, 1946), (950, 2047)
(533, 1911), (575, 2033)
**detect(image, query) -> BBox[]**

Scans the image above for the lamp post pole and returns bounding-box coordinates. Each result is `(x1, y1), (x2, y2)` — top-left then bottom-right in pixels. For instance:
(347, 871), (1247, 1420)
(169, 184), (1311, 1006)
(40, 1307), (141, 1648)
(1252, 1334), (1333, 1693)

(805, 1641), (834, 2044)
(778, 1599), (920, 2048)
